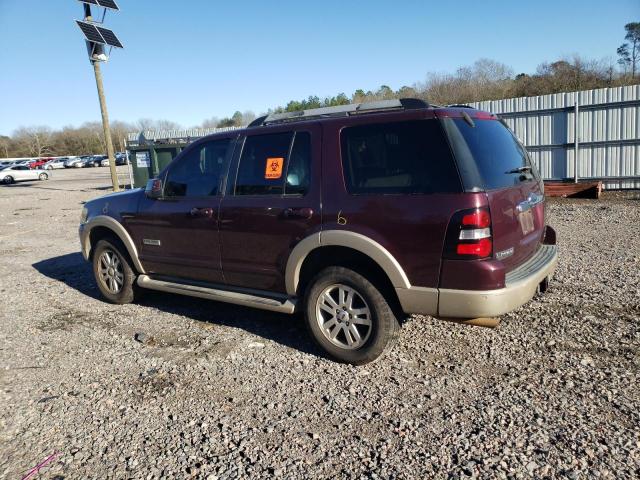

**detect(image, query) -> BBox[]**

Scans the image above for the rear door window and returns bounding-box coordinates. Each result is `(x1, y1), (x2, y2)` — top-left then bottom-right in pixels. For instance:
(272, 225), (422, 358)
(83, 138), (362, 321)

(340, 120), (461, 194)
(235, 132), (293, 195)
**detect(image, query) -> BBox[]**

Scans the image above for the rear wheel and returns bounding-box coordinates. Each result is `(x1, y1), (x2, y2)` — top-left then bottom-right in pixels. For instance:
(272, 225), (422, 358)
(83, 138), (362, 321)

(304, 267), (399, 365)
(38, 173), (48, 181)
(2, 176), (14, 184)
(92, 238), (139, 304)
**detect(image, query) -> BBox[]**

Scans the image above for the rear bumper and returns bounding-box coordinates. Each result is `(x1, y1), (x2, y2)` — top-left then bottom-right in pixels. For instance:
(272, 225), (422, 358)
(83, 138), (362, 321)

(438, 244), (558, 318)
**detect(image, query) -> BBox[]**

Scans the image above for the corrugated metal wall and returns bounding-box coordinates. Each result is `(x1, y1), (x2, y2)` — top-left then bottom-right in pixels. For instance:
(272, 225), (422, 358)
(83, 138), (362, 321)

(470, 85), (640, 189)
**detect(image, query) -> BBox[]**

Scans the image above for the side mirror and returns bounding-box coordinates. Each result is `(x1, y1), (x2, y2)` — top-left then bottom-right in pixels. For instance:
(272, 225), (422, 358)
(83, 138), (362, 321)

(145, 178), (163, 199)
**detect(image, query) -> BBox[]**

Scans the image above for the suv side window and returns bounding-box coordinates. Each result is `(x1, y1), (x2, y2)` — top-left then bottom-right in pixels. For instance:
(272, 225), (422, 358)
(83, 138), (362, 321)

(235, 132), (293, 195)
(164, 138), (231, 197)
(340, 120), (461, 194)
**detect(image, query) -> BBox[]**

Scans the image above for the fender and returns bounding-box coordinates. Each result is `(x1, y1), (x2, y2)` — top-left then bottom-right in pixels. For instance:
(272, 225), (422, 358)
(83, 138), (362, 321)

(79, 215), (145, 273)
(285, 229), (411, 296)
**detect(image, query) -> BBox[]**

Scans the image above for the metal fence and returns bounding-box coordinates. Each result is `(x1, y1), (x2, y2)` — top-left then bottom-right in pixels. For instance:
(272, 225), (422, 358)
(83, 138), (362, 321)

(470, 84), (640, 189)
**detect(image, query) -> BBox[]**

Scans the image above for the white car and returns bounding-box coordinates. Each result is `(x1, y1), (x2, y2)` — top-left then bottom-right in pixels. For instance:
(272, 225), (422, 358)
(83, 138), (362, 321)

(1, 165), (50, 184)
(100, 158), (110, 167)
(44, 158), (67, 170)
(64, 157), (85, 168)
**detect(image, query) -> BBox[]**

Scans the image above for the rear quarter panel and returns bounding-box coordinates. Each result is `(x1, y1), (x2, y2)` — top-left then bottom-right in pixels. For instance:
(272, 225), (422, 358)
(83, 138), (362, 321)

(320, 114), (488, 289)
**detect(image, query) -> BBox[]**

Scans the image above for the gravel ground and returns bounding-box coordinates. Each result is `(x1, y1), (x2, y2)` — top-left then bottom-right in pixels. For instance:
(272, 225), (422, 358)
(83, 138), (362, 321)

(0, 169), (639, 479)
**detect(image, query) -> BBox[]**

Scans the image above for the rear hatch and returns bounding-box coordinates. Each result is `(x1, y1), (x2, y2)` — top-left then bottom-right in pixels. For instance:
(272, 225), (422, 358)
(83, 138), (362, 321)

(438, 110), (545, 271)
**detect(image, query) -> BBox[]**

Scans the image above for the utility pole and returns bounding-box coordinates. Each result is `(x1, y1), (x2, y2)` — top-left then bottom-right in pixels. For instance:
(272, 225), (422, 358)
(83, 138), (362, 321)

(92, 59), (119, 191)
(77, 2), (124, 192)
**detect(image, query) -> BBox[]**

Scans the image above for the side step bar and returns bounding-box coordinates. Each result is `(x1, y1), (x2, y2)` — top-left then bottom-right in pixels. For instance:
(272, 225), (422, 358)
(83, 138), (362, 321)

(136, 275), (297, 314)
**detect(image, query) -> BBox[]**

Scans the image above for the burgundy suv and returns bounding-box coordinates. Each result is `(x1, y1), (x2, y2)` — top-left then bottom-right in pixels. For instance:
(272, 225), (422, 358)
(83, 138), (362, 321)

(79, 99), (557, 364)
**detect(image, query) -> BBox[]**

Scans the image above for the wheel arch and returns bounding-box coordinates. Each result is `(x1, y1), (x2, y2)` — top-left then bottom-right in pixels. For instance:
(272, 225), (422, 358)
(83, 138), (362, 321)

(82, 215), (145, 273)
(286, 230), (411, 312)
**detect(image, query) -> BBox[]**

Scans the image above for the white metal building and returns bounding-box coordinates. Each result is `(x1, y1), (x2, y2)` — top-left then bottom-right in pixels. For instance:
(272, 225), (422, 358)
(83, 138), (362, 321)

(470, 84), (640, 189)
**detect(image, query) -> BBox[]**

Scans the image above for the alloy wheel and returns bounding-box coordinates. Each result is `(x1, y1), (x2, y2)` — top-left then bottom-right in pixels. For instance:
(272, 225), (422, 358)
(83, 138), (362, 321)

(98, 249), (124, 294)
(316, 284), (372, 349)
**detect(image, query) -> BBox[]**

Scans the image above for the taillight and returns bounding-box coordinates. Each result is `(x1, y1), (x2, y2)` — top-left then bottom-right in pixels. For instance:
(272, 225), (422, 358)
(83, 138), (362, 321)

(461, 210), (490, 228)
(444, 207), (493, 259)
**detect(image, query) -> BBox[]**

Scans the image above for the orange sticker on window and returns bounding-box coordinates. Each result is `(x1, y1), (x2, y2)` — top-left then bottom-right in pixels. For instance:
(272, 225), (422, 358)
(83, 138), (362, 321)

(265, 157), (284, 179)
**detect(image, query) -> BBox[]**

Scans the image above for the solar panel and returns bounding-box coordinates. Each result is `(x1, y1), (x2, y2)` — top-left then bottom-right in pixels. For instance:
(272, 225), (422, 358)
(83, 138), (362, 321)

(76, 20), (104, 44)
(96, 25), (123, 48)
(76, 20), (124, 48)
(77, 0), (119, 10)
(97, 0), (119, 10)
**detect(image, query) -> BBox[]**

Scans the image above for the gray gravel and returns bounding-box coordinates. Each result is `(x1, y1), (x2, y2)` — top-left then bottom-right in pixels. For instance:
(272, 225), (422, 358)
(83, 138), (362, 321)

(1, 169), (639, 479)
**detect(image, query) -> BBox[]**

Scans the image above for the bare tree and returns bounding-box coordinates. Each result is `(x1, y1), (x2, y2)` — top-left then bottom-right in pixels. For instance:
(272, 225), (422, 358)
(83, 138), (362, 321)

(241, 111), (256, 126)
(110, 120), (135, 152)
(201, 117), (220, 128)
(13, 126), (54, 157)
(0, 136), (10, 158)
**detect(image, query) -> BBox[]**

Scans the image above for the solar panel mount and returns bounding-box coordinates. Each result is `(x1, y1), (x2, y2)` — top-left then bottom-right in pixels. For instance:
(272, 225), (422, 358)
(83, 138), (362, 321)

(77, 0), (120, 11)
(75, 20), (124, 48)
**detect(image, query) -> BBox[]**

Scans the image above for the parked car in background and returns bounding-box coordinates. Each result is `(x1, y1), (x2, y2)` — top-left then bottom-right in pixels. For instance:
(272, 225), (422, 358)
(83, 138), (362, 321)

(44, 158), (67, 169)
(1, 165), (50, 184)
(29, 158), (52, 169)
(82, 157), (96, 168)
(65, 157), (85, 168)
(100, 157), (110, 167)
(115, 153), (129, 166)
(90, 155), (107, 167)
(78, 98), (558, 364)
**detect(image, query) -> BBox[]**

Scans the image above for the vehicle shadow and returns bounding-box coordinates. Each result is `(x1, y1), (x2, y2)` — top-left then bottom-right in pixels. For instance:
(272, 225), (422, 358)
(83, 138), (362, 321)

(32, 252), (321, 358)
(2, 183), (131, 192)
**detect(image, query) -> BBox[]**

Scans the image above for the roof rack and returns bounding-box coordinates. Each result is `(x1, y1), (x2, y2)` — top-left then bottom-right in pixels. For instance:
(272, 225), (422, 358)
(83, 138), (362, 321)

(446, 104), (476, 109)
(249, 98), (430, 127)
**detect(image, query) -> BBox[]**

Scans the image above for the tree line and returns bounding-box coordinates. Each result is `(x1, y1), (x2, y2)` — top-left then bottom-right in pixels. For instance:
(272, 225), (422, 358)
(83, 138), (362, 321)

(2, 22), (638, 158)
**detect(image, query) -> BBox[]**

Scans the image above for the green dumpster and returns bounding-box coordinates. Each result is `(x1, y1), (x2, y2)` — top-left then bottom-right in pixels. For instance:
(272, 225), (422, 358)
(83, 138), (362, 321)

(129, 145), (184, 188)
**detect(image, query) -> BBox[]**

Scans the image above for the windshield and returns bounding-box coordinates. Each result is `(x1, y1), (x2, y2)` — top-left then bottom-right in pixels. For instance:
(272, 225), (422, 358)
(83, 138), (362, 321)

(441, 118), (536, 190)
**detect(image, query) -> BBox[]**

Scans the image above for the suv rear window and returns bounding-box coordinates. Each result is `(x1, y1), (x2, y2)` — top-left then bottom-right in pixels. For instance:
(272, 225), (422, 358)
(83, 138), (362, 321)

(441, 118), (534, 190)
(340, 120), (461, 194)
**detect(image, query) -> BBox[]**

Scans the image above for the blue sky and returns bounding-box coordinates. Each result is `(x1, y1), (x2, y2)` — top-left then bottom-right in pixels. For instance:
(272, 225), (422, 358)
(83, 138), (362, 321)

(0, 0), (637, 135)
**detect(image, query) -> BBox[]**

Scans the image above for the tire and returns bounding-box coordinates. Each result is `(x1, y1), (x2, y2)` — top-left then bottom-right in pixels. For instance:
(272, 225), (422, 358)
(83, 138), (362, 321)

(3, 176), (14, 185)
(39, 173), (48, 181)
(304, 266), (399, 365)
(46, 165), (52, 170)
(92, 238), (139, 304)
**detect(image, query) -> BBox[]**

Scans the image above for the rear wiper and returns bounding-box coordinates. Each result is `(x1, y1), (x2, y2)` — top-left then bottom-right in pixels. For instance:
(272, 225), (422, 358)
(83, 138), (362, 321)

(505, 166), (532, 174)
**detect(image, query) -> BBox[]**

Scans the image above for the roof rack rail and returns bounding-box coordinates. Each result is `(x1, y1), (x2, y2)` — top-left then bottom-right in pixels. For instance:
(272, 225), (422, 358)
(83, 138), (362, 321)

(249, 98), (430, 127)
(446, 104), (476, 109)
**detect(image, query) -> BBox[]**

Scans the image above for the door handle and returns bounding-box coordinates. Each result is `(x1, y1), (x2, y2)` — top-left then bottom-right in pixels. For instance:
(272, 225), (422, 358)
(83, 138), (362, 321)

(189, 207), (214, 218)
(282, 207), (314, 220)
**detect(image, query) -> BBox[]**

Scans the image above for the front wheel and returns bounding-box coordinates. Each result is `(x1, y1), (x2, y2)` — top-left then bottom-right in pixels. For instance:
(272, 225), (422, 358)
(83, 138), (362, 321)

(92, 238), (140, 304)
(2, 176), (14, 184)
(304, 267), (399, 365)
(39, 173), (48, 181)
